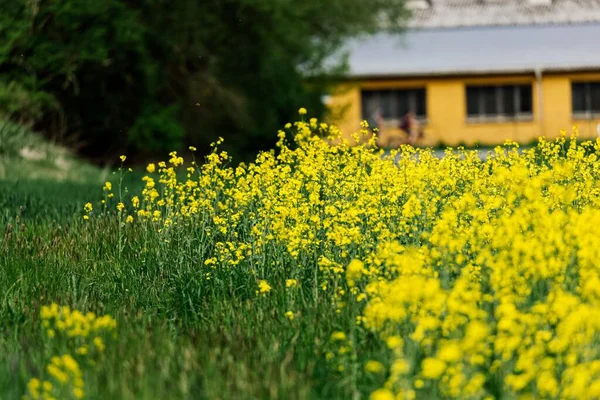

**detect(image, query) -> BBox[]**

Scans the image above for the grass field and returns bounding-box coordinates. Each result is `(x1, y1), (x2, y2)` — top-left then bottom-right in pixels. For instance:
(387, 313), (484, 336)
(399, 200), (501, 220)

(3, 116), (600, 399)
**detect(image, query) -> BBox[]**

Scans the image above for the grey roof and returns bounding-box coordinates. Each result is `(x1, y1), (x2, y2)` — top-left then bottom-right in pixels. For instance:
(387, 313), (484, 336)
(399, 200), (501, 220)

(408, 0), (600, 28)
(343, 23), (600, 78)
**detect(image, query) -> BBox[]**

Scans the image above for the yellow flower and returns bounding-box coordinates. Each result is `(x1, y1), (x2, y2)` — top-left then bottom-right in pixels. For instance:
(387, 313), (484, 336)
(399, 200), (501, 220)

(284, 311), (294, 321)
(47, 364), (68, 383)
(189, 146), (197, 151)
(365, 360), (384, 374)
(146, 163), (156, 173)
(27, 378), (41, 397)
(438, 342), (462, 363)
(93, 336), (105, 352)
(370, 388), (394, 400)
(103, 181), (112, 191)
(391, 359), (410, 375)
(168, 151), (184, 166)
(285, 279), (298, 288)
(298, 107), (307, 115)
(421, 358), (446, 379)
(61, 354), (80, 375)
(116, 202), (125, 212)
(119, 155), (126, 162)
(331, 331), (346, 341)
(84, 202), (93, 213)
(258, 280), (271, 294)
(126, 215), (134, 223)
(72, 387), (85, 399)
(346, 259), (365, 287)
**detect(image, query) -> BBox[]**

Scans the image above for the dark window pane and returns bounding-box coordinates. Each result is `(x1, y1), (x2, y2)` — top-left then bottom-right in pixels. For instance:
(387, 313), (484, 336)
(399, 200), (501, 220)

(591, 83), (600, 113)
(388, 91), (400, 119)
(519, 85), (532, 114)
(572, 83), (587, 113)
(397, 90), (409, 117)
(360, 91), (368, 120)
(415, 89), (427, 118)
(483, 86), (497, 116)
(361, 90), (382, 121)
(467, 87), (479, 116)
(501, 86), (515, 116)
(380, 91), (394, 119)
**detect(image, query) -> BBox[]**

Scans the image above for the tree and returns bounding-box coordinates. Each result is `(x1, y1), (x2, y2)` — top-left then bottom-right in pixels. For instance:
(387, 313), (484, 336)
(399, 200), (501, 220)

(0, 0), (409, 161)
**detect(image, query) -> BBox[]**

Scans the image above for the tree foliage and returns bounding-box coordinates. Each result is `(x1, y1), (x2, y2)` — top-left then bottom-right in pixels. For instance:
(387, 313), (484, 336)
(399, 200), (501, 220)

(0, 0), (409, 160)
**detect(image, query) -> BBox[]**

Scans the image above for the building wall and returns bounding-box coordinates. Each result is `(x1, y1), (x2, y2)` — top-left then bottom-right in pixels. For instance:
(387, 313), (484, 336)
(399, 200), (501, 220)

(328, 72), (600, 146)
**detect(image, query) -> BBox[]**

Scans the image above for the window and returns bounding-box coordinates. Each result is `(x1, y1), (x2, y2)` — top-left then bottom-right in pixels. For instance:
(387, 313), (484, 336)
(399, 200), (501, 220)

(466, 84), (533, 122)
(361, 89), (427, 125)
(572, 82), (600, 118)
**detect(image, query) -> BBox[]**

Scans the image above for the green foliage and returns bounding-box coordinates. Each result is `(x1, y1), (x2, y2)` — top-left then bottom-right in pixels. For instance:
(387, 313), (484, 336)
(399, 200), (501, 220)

(0, 81), (56, 123)
(0, 0), (154, 156)
(128, 103), (184, 153)
(0, 0), (409, 160)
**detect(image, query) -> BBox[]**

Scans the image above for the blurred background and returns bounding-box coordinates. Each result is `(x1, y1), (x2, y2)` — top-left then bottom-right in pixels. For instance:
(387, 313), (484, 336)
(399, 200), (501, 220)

(0, 0), (408, 167)
(328, 0), (600, 149)
(1, 0), (600, 170)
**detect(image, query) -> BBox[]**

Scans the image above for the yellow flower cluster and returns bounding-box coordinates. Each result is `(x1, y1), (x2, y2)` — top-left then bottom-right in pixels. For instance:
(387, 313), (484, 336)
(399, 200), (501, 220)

(350, 135), (600, 398)
(257, 280), (272, 295)
(82, 203), (92, 220)
(106, 113), (600, 398)
(285, 279), (298, 288)
(23, 378), (55, 400)
(24, 304), (118, 400)
(41, 303), (117, 343)
(42, 354), (85, 399)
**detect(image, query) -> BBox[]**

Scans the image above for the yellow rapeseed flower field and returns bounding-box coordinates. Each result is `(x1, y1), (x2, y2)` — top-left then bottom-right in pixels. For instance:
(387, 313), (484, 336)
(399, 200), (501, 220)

(11, 109), (600, 398)
(90, 109), (600, 399)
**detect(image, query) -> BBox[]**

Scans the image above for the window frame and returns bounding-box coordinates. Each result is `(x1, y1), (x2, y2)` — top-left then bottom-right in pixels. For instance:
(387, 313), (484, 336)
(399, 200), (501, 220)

(571, 81), (600, 120)
(465, 84), (534, 124)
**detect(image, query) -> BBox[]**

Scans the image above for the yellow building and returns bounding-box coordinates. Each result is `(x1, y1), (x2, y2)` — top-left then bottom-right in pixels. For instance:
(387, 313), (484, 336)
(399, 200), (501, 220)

(328, 0), (600, 147)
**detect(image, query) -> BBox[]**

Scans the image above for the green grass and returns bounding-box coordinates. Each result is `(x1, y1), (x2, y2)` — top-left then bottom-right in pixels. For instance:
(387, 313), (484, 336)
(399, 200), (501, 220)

(0, 176), (385, 399)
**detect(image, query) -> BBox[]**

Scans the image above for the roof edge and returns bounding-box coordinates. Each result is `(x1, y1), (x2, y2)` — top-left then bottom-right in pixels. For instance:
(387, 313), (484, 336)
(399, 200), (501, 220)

(346, 65), (600, 80)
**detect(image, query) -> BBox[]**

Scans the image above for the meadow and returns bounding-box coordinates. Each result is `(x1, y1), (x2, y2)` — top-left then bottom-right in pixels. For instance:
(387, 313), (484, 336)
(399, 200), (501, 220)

(3, 111), (600, 399)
